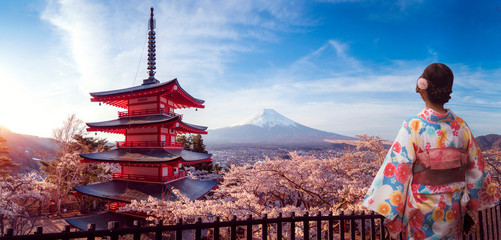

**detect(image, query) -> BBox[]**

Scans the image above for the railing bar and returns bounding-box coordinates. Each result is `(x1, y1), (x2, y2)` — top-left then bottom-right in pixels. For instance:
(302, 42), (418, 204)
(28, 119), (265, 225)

(478, 210), (485, 240)
(195, 218), (202, 240)
(349, 212), (355, 240)
(246, 215), (253, 240)
(340, 211), (345, 240)
(290, 212), (295, 240)
(328, 211), (334, 240)
(303, 213), (309, 240)
(262, 216), (268, 240)
(490, 208), (499, 239)
(316, 218), (321, 240)
(176, 218), (183, 240)
(370, 212), (376, 240)
(214, 217), (220, 240)
(277, 213), (282, 240)
(360, 212), (366, 240)
(486, 209), (490, 240)
(494, 205), (501, 240)
(231, 215), (237, 240)
(379, 217), (384, 240)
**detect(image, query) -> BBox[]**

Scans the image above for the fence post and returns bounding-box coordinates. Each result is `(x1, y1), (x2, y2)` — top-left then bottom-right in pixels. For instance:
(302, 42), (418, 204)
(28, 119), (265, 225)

(478, 211), (485, 240)
(107, 221), (119, 240)
(5, 228), (14, 236)
(132, 220), (141, 240)
(155, 219), (163, 240)
(350, 211), (356, 240)
(340, 211), (345, 240)
(231, 215), (237, 240)
(360, 211), (366, 240)
(277, 213), (283, 240)
(262, 214), (268, 240)
(369, 211), (376, 240)
(195, 217), (202, 240)
(87, 223), (96, 240)
(316, 211), (322, 240)
(246, 214), (253, 240)
(303, 212), (309, 240)
(62, 225), (71, 240)
(214, 216), (220, 240)
(176, 218), (183, 240)
(328, 211), (333, 240)
(34, 226), (43, 235)
(290, 212), (296, 240)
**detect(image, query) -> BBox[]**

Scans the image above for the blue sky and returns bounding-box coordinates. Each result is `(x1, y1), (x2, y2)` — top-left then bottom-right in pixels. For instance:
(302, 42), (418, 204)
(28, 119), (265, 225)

(0, 0), (500, 140)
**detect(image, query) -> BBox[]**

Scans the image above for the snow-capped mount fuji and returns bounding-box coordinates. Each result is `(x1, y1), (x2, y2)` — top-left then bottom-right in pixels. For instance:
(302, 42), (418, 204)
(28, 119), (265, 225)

(205, 109), (355, 145)
(237, 109), (298, 128)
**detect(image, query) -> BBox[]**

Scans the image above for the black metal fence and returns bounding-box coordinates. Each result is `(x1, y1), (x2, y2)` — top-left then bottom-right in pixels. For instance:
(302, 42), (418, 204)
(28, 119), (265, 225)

(1, 205), (500, 240)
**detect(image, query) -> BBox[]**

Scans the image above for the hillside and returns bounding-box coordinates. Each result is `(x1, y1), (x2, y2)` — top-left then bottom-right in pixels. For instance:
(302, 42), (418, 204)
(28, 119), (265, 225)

(0, 126), (58, 173)
(476, 134), (501, 150)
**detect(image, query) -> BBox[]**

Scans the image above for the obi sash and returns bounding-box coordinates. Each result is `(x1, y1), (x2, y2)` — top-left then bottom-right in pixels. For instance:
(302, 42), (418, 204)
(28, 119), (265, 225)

(412, 146), (469, 186)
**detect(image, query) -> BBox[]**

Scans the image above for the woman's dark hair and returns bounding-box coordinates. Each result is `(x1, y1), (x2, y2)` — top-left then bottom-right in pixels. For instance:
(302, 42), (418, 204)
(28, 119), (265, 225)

(416, 63), (454, 105)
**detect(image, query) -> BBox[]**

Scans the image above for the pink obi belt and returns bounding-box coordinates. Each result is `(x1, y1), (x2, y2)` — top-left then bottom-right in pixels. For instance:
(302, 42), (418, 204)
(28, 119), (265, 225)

(412, 146), (468, 186)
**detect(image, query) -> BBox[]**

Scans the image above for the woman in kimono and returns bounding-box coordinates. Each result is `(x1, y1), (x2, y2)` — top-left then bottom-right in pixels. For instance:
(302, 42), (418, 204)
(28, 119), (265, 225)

(362, 63), (498, 239)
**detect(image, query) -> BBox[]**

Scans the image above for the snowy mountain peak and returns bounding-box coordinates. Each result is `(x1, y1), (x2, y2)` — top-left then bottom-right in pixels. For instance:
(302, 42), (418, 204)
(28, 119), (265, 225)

(237, 109), (298, 128)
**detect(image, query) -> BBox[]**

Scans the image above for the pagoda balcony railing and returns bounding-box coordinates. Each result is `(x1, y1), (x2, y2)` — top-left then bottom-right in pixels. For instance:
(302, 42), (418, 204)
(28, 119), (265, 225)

(112, 172), (187, 182)
(118, 108), (183, 119)
(116, 141), (183, 148)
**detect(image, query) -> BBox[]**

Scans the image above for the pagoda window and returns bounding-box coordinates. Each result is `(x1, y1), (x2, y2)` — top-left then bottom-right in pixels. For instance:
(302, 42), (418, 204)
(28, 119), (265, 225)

(170, 136), (175, 143)
(168, 100), (174, 106)
(174, 167), (178, 174)
(162, 167), (169, 177)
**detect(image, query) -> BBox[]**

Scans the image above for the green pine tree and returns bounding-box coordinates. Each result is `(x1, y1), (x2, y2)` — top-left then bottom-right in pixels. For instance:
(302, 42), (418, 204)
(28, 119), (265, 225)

(191, 134), (208, 153)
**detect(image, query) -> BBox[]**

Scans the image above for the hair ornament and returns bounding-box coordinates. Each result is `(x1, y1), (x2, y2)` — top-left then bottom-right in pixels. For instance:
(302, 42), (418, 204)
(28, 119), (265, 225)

(417, 78), (428, 90)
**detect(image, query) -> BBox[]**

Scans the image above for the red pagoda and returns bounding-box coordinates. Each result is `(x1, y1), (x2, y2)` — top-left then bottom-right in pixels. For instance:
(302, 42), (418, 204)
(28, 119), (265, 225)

(66, 8), (217, 230)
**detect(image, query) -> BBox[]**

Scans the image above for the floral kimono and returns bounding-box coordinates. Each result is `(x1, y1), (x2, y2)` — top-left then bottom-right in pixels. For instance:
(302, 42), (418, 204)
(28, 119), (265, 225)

(362, 108), (498, 239)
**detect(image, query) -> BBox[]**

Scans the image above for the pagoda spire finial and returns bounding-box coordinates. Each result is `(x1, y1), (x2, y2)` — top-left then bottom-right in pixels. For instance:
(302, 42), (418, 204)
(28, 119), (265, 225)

(143, 7), (160, 85)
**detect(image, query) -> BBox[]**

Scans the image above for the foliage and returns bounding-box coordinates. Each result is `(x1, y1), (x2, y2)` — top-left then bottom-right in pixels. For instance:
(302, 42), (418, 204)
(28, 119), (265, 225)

(40, 115), (114, 215)
(483, 148), (501, 190)
(176, 134), (207, 153)
(0, 129), (19, 179)
(52, 114), (85, 156)
(120, 135), (385, 238)
(0, 172), (52, 236)
(176, 135), (192, 150)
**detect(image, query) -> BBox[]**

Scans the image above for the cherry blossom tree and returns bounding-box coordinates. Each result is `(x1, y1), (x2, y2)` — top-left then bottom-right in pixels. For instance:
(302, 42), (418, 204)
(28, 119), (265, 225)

(0, 172), (52, 236)
(41, 115), (114, 215)
(120, 135), (386, 238)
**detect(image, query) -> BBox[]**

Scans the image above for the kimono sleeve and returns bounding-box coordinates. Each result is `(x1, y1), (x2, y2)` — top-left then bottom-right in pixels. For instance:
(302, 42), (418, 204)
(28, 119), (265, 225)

(464, 127), (499, 211)
(362, 119), (417, 222)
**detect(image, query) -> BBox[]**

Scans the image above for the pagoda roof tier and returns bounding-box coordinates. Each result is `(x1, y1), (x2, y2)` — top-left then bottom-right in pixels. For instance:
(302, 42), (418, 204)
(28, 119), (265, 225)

(66, 212), (143, 231)
(86, 115), (207, 134)
(80, 148), (211, 164)
(73, 179), (218, 203)
(90, 78), (205, 109)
